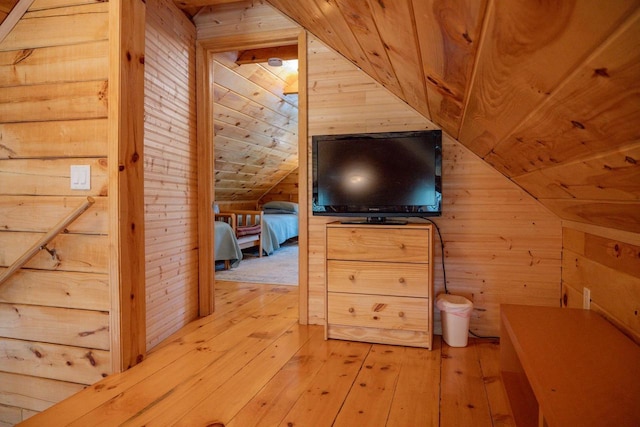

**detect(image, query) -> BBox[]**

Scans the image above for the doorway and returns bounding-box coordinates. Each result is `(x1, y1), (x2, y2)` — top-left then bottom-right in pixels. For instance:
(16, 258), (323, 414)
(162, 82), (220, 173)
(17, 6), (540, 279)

(196, 30), (309, 323)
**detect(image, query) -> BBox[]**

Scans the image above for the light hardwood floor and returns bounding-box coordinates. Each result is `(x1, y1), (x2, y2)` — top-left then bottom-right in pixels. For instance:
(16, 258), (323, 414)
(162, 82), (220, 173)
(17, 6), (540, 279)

(20, 281), (515, 426)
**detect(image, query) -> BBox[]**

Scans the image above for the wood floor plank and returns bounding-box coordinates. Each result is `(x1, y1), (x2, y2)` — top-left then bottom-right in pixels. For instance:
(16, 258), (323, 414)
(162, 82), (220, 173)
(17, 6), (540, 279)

(278, 339), (372, 427)
(227, 325), (332, 427)
(20, 284), (297, 426)
(386, 336), (441, 426)
(333, 344), (403, 426)
(118, 319), (301, 425)
(167, 323), (315, 426)
(440, 339), (494, 426)
(476, 339), (517, 427)
(21, 282), (513, 427)
(150, 283), (295, 353)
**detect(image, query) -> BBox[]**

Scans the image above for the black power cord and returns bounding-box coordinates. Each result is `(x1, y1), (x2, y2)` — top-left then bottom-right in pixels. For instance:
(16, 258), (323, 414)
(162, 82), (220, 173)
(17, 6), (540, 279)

(420, 217), (448, 294)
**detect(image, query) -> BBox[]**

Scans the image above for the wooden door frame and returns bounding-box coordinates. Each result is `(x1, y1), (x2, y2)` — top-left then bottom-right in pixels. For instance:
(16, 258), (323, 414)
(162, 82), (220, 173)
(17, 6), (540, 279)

(196, 29), (309, 323)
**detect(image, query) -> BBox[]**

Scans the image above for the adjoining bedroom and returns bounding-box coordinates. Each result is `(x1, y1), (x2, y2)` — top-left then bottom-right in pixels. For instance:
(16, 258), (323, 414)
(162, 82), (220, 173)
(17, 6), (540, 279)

(210, 47), (300, 287)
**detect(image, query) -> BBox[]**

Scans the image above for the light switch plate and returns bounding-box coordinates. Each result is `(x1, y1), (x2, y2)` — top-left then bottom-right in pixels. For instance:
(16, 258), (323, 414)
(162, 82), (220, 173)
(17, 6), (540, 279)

(70, 165), (91, 190)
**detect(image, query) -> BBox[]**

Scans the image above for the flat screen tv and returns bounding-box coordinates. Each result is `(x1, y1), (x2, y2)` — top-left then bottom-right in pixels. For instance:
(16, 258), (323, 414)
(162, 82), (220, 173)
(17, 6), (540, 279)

(312, 130), (442, 223)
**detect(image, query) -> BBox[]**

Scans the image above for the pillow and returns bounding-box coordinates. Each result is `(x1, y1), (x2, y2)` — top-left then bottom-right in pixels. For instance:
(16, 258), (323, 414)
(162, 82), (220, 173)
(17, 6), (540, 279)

(264, 208), (296, 215)
(212, 203), (220, 214)
(263, 201), (298, 213)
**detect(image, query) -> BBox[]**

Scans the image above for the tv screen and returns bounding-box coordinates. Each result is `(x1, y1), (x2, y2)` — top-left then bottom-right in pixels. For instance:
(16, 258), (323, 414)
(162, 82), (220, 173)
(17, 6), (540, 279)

(312, 130), (442, 222)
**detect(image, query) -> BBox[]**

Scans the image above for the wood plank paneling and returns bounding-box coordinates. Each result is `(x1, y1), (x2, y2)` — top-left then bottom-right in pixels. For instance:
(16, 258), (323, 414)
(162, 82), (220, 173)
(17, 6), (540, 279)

(212, 46), (299, 202)
(0, 40), (108, 87)
(487, 10), (640, 173)
(365, 0), (430, 119)
(0, 119), (108, 159)
(0, 303), (109, 349)
(459, 0), (637, 157)
(412, 0), (487, 138)
(562, 224), (640, 343)
(0, 80), (108, 123)
(0, 232), (108, 273)
(0, 196), (107, 234)
(0, 0), (112, 421)
(513, 143), (640, 201)
(0, 269), (109, 311)
(307, 36), (561, 336)
(259, 166), (298, 205)
(0, 371), (84, 412)
(0, 158), (108, 197)
(258, 0), (640, 245)
(0, 337), (109, 384)
(0, 2), (108, 51)
(144, 0), (199, 350)
(195, 0), (298, 40)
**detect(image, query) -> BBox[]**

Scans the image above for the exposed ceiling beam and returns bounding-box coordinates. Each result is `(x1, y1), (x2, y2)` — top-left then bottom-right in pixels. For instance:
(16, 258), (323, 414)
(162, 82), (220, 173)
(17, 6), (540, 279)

(235, 44), (298, 65)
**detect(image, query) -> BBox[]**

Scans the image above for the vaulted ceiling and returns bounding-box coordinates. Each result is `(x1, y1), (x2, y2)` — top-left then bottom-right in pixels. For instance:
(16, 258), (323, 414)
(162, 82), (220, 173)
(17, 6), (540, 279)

(7, 0), (636, 230)
(182, 1), (637, 232)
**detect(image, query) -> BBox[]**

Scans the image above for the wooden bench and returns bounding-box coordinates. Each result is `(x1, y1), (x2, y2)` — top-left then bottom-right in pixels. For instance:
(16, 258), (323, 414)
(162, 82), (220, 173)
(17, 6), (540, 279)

(216, 210), (263, 256)
(500, 304), (640, 427)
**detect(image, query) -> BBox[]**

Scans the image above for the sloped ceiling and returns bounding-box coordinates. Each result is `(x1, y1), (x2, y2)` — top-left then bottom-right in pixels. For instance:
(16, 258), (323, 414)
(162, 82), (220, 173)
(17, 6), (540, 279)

(212, 51), (299, 201)
(176, 0), (640, 233)
(0, 0), (18, 27)
(0, 0), (18, 18)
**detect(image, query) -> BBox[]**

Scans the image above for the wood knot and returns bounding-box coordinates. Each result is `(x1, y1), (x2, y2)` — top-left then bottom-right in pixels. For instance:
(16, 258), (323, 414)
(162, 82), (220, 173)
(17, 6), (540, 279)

(373, 303), (387, 312)
(85, 351), (97, 366)
(571, 120), (585, 129)
(593, 68), (609, 78)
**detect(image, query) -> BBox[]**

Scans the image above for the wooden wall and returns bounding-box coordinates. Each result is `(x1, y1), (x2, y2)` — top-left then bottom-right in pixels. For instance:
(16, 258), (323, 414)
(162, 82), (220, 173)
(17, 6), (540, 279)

(0, 0), (110, 423)
(306, 36), (563, 337)
(562, 222), (640, 344)
(259, 167), (299, 206)
(144, 0), (199, 350)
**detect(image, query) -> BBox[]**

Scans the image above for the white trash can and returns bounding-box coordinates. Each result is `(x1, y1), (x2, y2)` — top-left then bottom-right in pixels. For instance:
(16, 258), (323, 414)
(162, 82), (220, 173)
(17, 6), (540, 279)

(436, 294), (474, 347)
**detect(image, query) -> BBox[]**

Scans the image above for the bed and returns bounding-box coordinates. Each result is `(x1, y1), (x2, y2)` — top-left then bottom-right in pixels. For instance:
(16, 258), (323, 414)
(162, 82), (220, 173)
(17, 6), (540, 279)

(214, 220), (243, 269)
(260, 201), (299, 256)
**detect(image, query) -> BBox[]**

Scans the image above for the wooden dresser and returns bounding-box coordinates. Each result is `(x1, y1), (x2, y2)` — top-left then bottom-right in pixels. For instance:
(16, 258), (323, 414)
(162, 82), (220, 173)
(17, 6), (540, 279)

(325, 222), (434, 349)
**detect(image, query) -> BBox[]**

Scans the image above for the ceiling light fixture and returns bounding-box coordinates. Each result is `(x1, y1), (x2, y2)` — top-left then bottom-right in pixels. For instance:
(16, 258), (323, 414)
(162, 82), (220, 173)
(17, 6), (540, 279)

(267, 57), (283, 67)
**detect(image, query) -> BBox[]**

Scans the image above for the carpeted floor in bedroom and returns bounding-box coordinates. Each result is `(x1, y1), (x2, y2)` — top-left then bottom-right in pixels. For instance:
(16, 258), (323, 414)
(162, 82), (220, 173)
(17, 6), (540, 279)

(215, 240), (298, 285)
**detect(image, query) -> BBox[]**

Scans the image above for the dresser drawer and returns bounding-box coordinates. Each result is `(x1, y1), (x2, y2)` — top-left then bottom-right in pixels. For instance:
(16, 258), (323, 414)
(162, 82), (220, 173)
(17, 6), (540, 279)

(327, 260), (429, 297)
(327, 293), (429, 332)
(327, 226), (429, 262)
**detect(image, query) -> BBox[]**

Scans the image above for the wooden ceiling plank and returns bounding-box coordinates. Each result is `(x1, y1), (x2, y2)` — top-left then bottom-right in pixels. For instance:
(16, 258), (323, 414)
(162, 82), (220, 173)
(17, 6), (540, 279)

(412, 0), (487, 139)
(365, 0), (430, 119)
(215, 51), (299, 108)
(541, 199), (640, 234)
(214, 84), (297, 130)
(267, 0), (369, 77)
(309, 0), (384, 89)
(214, 104), (297, 148)
(214, 128), (296, 158)
(332, 0), (403, 99)
(513, 142), (640, 201)
(486, 9), (640, 176)
(458, 0), (639, 158)
(195, 1), (299, 39)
